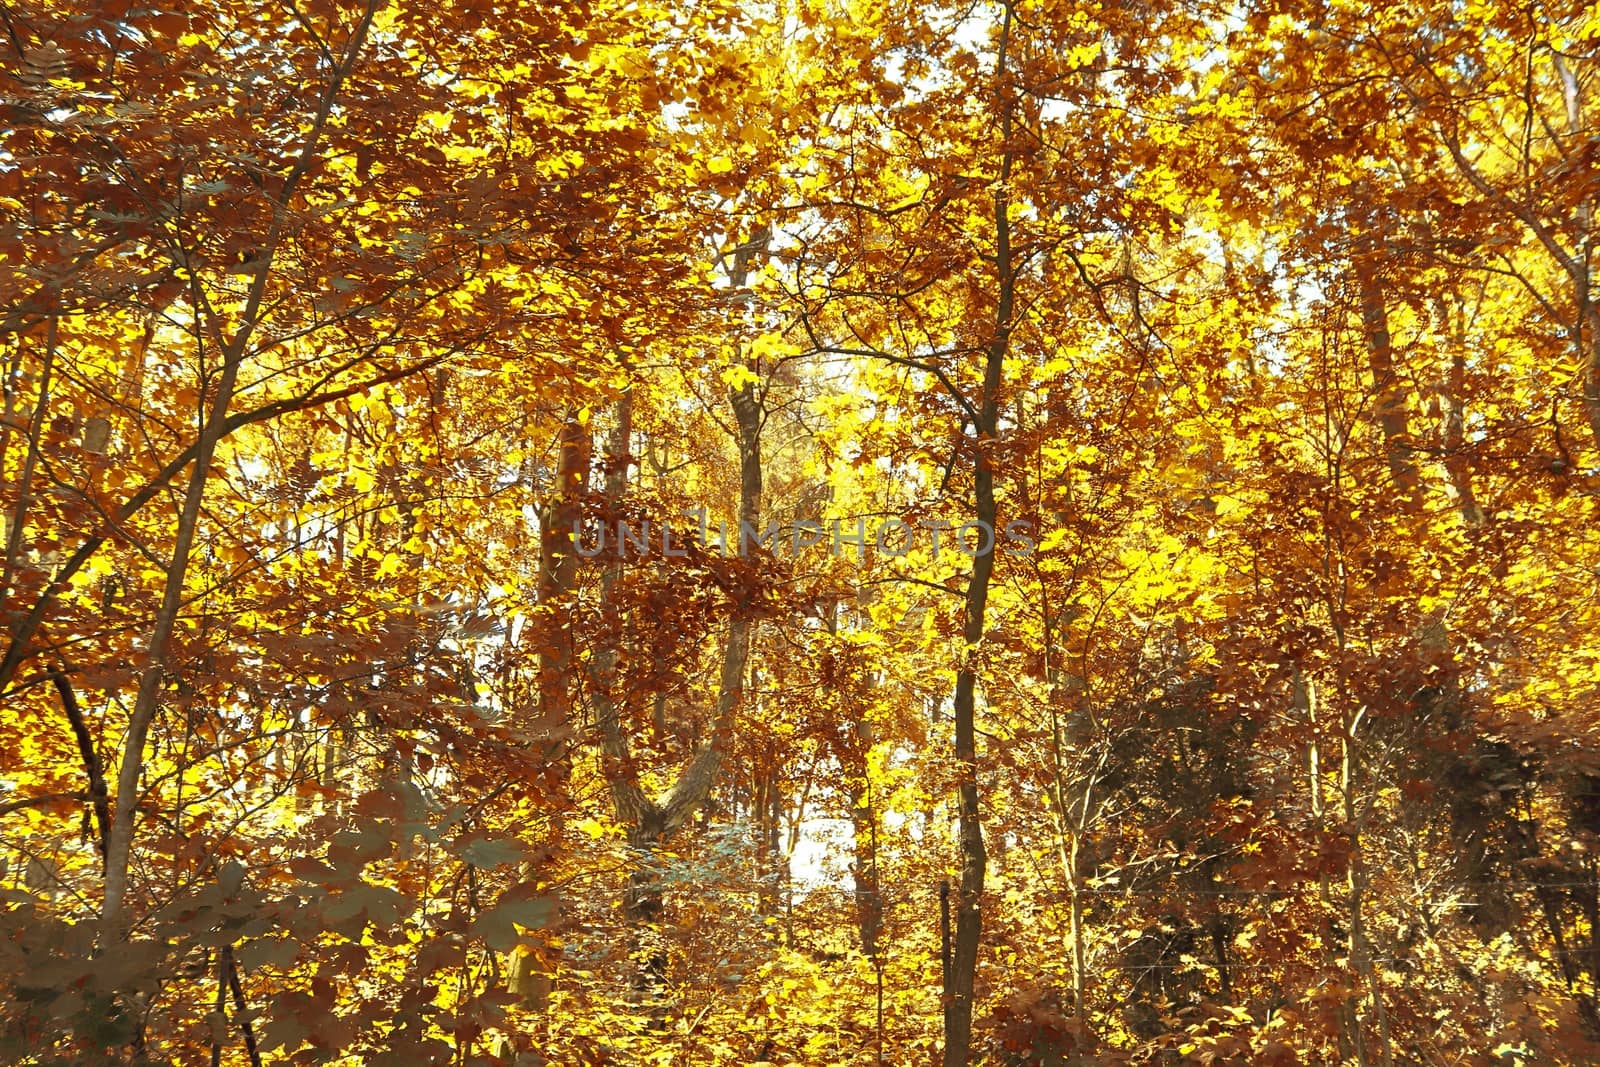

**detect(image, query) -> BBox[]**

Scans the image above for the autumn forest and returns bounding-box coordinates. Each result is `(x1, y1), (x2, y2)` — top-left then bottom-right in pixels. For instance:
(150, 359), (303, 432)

(2, 0), (1599, 1064)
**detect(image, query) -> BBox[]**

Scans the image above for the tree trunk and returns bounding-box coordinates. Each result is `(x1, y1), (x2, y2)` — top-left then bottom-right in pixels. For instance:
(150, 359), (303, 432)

(756, 748), (783, 918)
(585, 229), (769, 1005)
(941, 8), (1024, 1060)
(849, 780), (883, 958)
(605, 382), (759, 1001)
(104, 305), (249, 939)
(1430, 296), (1484, 527)
(508, 409), (591, 1007)
(1551, 54), (1600, 456)
(942, 10), (1017, 1060)
(1349, 204), (1420, 503)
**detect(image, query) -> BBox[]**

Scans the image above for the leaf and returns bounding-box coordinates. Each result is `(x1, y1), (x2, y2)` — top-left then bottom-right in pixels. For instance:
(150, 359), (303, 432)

(217, 860), (245, 898)
(459, 837), (527, 869)
(469, 894), (555, 952)
(721, 364), (761, 389)
(236, 937), (299, 972)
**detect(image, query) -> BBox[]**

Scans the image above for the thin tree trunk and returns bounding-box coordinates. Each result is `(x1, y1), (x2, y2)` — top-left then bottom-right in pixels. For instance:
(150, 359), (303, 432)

(849, 779), (883, 958)
(1300, 669), (1355, 1062)
(507, 410), (591, 1008)
(50, 668), (110, 867)
(612, 381), (759, 1002)
(103, 328), (246, 935)
(1551, 54), (1600, 455)
(1342, 716), (1392, 1067)
(101, 4), (376, 949)
(586, 230), (768, 1004)
(1, 319), (53, 604)
(1430, 296), (1484, 526)
(942, 8), (1016, 1061)
(757, 751), (783, 917)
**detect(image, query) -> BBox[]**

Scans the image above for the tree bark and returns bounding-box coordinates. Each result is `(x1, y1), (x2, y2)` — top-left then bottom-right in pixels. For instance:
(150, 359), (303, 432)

(1349, 200), (1421, 503)
(1430, 296), (1484, 526)
(101, 0), (377, 955)
(1551, 53), (1600, 456)
(943, 9), (1014, 1058)
(507, 409), (591, 1007)
(585, 227), (769, 1001)
(849, 779), (883, 958)
(599, 381), (759, 1000)
(537, 412), (592, 735)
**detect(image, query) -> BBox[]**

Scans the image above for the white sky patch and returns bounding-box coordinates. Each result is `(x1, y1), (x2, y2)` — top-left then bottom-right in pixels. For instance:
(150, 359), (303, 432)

(785, 815), (854, 890)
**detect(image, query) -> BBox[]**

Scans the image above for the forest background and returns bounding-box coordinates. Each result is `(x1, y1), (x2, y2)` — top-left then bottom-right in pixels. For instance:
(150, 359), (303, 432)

(2, 0), (1599, 1064)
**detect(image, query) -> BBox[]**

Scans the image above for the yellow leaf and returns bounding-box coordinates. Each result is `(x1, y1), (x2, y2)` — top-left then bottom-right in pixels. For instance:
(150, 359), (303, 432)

(721, 364), (761, 389)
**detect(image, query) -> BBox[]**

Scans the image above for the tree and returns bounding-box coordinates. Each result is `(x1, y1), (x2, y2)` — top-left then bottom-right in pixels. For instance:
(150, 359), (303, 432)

(6, 0), (1600, 1064)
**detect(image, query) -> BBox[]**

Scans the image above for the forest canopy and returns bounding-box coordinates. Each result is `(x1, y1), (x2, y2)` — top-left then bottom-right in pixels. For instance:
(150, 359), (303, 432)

(2, 0), (1599, 1064)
